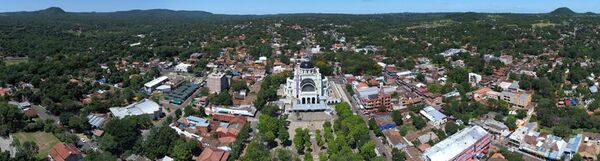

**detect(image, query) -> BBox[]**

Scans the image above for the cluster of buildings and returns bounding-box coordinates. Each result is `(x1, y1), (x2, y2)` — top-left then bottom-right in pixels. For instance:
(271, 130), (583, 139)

(508, 123), (582, 160)
(170, 113), (247, 150)
(473, 80), (533, 109)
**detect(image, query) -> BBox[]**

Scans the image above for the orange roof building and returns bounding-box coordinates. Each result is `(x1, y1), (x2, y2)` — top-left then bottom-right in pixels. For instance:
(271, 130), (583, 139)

(48, 143), (82, 161)
(197, 148), (229, 161)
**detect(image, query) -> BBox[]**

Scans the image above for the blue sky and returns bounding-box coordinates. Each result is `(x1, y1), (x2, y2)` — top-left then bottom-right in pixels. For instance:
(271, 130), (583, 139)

(1, 0), (599, 14)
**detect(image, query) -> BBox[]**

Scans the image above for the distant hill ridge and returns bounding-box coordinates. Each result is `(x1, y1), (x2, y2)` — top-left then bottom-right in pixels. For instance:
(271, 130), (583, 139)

(550, 7), (576, 15)
(12, 7), (213, 17)
(1, 7), (595, 16)
(35, 7), (66, 14)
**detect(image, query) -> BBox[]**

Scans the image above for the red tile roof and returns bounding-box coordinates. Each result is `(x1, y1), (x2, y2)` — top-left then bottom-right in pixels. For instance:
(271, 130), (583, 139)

(197, 148), (229, 161)
(49, 143), (82, 161)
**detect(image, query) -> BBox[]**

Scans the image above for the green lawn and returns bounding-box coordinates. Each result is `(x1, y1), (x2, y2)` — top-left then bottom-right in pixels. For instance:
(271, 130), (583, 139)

(3, 58), (28, 65)
(13, 132), (60, 160)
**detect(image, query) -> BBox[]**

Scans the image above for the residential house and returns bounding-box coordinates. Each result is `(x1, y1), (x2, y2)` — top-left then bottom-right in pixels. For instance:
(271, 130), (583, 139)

(48, 143), (83, 161)
(197, 148), (229, 161)
(175, 63), (193, 73)
(383, 130), (408, 149)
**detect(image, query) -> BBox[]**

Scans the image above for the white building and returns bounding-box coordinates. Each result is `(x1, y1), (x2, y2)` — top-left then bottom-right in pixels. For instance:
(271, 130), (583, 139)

(109, 99), (162, 119)
(283, 61), (333, 112)
(422, 126), (491, 161)
(213, 105), (257, 117)
(144, 76), (169, 93)
(468, 73), (482, 86)
(174, 63), (192, 73)
(419, 106), (447, 127)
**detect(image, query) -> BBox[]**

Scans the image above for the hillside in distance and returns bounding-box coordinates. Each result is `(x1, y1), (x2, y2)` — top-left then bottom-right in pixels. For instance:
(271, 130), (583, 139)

(550, 7), (576, 15)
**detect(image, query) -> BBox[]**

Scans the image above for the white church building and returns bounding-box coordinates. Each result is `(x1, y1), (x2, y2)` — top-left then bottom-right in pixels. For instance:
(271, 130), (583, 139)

(283, 61), (337, 112)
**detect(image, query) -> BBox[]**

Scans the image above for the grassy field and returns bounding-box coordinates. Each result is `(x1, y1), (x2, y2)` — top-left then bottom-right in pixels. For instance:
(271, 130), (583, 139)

(407, 20), (456, 29)
(3, 58), (28, 65)
(532, 21), (557, 28)
(13, 132), (60, 160)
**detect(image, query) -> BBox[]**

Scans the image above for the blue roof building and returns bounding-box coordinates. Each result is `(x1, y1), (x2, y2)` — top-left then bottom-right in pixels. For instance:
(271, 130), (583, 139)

(187, 116), (209, 127)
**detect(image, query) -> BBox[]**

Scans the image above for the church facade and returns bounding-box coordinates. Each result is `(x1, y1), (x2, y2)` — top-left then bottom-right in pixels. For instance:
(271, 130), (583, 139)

(283, 61), (334, 112)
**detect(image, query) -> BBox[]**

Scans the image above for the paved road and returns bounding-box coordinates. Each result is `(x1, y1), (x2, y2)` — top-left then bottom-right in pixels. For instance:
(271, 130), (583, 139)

(332, 80), (392, 161)
(0, 135), (16, 157)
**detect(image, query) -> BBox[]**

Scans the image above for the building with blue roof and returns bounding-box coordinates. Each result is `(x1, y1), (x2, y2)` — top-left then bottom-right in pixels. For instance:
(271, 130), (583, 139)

(186, 116), (209, 127)
(87, 114), (106, 128)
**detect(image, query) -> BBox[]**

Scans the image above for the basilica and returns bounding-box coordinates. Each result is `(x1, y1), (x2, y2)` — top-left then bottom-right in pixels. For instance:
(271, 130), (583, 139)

(283, 61), (336, 112)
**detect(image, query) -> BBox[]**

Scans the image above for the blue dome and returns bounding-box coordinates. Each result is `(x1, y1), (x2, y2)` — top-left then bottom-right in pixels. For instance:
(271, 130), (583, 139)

(300, 61), (314, 69)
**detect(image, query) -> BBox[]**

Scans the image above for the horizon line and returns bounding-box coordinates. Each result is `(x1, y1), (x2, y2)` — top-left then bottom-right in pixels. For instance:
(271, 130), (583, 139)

(1, 6), (596, 16)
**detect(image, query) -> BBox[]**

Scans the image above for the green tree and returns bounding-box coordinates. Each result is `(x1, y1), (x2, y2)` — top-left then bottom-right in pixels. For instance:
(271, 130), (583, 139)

(392, 148), (406, 161)
(278, 126), (289, 144)
(505, 116), (517, 131)
(257, 115), (279, 143)
(427, 83), (441, 93)
(84, 151), (118, 161)
(171, 140), (197, 161)
(315, 129), (323, 147)
(143, 126), (179, 159)
(98, 134), (118, 153)
(293, 128), (306, 153)
(228, 124), (251, 161)
(304, 129), (312, 152)
(209, 90), (233, 105)
(318, 152), (327, 161)
(408, 104), (425, 113)
(346, 84), (354, 95)
(240, 141), (271, 161)
(411, 113), (427, 130)
(175, 109), (182, 118)
(263, 131), (276, 144)
(359, 141), (376, 161)
(399, 126), (409, 136)
(230, 80), (249, 91)
(12, 140), (39, 161)
(499, 147), (523, 161)
(272, 148), (300, 161)
(102, 118), (141, 154)
(444, 123), (460, 135)
(516, 109), (527, 119)
(0, 150), (10, 161)
(553, 125), (571, 138)
(416, 73), (425, 82)
(304, 153), (314, 161)
(572, 153), (583, 161)
(0, 103), (24, 136)
(391, 110), (404, 125)
(369, 118), (383, 136)
(67, 115), (90, 132)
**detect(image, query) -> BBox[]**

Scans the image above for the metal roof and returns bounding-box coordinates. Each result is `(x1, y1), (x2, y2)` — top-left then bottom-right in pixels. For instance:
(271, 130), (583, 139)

(144, 76), (168, 88)
(422, 126), (489, 161)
